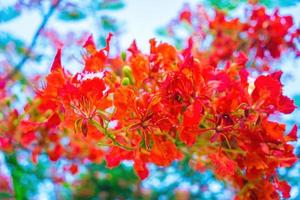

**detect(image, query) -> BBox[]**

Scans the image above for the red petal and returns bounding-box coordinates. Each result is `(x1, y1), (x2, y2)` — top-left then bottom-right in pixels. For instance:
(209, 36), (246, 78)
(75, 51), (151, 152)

(209, 153), (237, 177)
(133, 159), (149, 180)
(105, 147), (132, 168)
(48, 144), (63, 161)
(182, 37), (193, 57)
(252, 73), (282, 112)
(278, 180), (291, 199)
(81, 78), (105, 97)
(87, 147), (104, 163)
(183, 99), (202, 126)
(179, 6), (192, 23)
(69, 164), (79, 175)
(81, 118), (88, 137)
(128, 40), (140, 55)
(262, 119), (285, 141)
(235, 51), (248, 65)
(287, 125), (298, 141)
(104, 32), (113, 52)
(84, 34), (113, 72)
(46, 113), (61, 129)
(21, 121), (41, 133)
(31, 146), (41, 164)
(278, 95), (296, 114)
(270, 71), (283, 81)
(180, 128), (197, 146)
(83, 35), (96, 54)
(21, 131), (36, 147)
(0, 137), (11, 151)
(51, 49), (62, 71)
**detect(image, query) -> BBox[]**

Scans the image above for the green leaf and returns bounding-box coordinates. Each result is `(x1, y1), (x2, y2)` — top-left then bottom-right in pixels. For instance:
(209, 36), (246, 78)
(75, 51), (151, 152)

(207, 0), (247, 11)
(156, 27), (169, 37)
(98, 35), (107, 47)
(0, 32), (25, 54)
(58, 9), (86, 21)
(294, 95), (300, 107)
(101, 16), (118, 32)
(5, 153), (25, 200)
(98, 1), (125, 10)
(0, 6), (20, 23)
(258, 0), (274, 7)
(258, 0), (300, 7)
(0, 192), (13, 199)
(278, 0), (300, 7)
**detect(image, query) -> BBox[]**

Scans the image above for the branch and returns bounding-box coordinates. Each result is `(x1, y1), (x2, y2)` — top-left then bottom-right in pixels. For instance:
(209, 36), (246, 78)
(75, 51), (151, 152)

(6, 0), (62, 80)
(89, 119), (135, 151)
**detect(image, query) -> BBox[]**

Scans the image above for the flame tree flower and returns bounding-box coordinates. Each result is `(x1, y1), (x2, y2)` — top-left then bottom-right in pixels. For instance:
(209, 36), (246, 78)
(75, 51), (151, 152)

(14, 31), (298, 200)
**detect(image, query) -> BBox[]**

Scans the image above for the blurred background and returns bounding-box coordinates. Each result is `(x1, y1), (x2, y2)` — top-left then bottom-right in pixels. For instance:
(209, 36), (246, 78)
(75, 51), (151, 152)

(0, 0), (299, 199)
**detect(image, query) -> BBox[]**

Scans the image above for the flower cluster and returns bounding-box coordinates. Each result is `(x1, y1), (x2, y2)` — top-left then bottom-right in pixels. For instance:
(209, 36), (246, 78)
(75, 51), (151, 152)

(162, 4), (299, 70)
(5, 31), (296, 199)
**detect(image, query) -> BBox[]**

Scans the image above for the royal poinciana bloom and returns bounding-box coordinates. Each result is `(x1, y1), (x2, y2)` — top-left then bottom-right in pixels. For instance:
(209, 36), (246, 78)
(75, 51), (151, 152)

(161, 4), (299, 70)
(5, 29), (295, 199)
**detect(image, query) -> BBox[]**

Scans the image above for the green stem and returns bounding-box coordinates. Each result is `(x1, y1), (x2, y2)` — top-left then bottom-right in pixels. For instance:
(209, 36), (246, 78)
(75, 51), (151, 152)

(89, 119), (135, 151)
(4, 152), (24, 200)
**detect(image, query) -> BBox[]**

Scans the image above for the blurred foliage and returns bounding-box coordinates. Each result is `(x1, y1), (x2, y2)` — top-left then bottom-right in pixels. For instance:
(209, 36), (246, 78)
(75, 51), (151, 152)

(144, 158), (231, 200)
(206, 0), (247, 10)
(0, 0), (125, 78)
(0, 32), (25, 55)
(0, 192), (13, 199)
(58, 7), (87, 21)
(0, 150), (230, 199)
(294, 95), (300, 108)
(206, 0), (300, 10)
(0, 6), (21, 23)
(3, 152), (51, 199)
(0, 1), (126, 198)
(258, 0), (300, 7)
(97, 0), (125, 10)
(72, 163), (140, 200)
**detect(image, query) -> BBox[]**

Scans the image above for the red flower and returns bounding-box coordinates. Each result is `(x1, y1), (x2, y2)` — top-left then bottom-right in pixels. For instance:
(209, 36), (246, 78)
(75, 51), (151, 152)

(83, 33), (113, 72)
(149, 39), (178, 72)
(286, 125), (298, 141)
(209, 153), (237, 177)
(149, 135), (183, 167)
(276, 180), (291, 199)
(160, 71), (195, 114)
(179, 4), (192, 24)
(48, 144), (63, 162)
(180, 99), (203, 145)
(252, 71), (296, 114)
(15, 29), (297, 199)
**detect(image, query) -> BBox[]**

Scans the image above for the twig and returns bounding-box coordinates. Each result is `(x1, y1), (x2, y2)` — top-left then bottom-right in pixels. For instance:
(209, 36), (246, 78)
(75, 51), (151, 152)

(6, 0), (62, 80)
(89, 119), (135, 151)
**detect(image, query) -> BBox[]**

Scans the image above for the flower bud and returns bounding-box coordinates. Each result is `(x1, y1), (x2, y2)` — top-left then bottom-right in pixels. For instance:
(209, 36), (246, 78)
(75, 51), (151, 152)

(82, 118), (88, 137)
(122, 65), (132, 77)
(121, 77), (130, 86)
(121, 51), (126, 61)
(122, 65), (134, 84)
